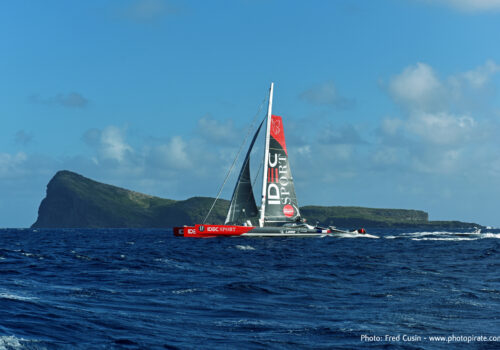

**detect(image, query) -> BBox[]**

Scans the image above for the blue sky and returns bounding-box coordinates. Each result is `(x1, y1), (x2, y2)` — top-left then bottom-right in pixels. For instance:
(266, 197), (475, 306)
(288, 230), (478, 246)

(2, 0), (500, 227)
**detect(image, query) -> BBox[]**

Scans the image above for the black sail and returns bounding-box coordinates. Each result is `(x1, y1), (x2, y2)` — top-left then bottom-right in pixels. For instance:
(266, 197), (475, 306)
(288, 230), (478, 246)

(225, 120), (264, 225)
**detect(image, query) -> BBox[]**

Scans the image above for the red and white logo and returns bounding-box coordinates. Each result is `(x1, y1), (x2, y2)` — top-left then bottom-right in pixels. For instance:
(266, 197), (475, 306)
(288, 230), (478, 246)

(271, 118), (281, 136)
(283, 204), (294, 217)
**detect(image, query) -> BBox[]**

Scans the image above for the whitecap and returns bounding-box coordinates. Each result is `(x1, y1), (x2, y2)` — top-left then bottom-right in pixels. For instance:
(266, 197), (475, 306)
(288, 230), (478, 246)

(0, 335), (23, 350)
(172, 288), (198, 294)
(401, 231), (449, 237)
(235, 245), (255, 250)
(411, 237), (478, 241)
(481, 233), (500, 239)
(74, 254), (92, 261)
(0, 292), (37, 302)
(334, 233), (379, 239)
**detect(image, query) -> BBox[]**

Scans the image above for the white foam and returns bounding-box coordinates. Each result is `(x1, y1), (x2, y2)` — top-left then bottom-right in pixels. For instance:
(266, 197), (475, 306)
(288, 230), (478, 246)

(235, 245), (255, 250)
(172, 288), (198, 294)
(401, 231), (450, 237)
(0, 336), (23, 350)
(397, 230), (500, 241)
(411, 237), (478, 241)
(0, 292), (37, 302)
(335, 233), (379, 239)
(481, 233), (500, 239)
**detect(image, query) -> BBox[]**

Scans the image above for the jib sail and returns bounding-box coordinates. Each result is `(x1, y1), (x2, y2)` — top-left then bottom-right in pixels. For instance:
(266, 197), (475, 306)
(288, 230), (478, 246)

(224, 120), (264, 225)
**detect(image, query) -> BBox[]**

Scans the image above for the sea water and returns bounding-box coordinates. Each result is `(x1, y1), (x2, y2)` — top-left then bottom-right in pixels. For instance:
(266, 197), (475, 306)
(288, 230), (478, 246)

(0, 228), (499, 349)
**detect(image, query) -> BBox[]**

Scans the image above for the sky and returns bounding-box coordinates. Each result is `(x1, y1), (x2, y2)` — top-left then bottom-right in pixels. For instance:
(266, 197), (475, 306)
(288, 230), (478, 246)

(2, 0), (500, 227)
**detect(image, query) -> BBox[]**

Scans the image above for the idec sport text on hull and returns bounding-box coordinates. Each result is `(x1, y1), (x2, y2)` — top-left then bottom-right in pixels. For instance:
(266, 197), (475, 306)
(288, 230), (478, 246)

(267, 152), (292, 207)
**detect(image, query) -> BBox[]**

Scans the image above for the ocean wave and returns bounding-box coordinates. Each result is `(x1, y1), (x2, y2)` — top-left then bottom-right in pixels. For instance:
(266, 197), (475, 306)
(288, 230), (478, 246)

(481, 233), (500, 239)
(235, 245), (255, 250)
(0, 336), (23, 350)
(0, 292), (37, 302)
(172, 288), (198, 295)
(331, 233), (379, 239)
(400, 231), (451, 237)
(411, 237), (478, 241)
(397, 231), (500, 240)
(1, 227), (499, 348)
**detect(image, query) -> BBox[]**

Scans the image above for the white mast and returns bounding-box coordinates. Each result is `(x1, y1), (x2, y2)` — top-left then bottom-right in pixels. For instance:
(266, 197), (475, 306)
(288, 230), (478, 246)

(259, 82), (274, 227)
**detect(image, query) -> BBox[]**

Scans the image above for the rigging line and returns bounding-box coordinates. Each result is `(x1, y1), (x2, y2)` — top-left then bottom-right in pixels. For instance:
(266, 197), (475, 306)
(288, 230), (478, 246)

(252, 159), (263, 189)
(203, 93), (268, 224)
(232, 155), (264, 224)
(231, 117), (266, 223)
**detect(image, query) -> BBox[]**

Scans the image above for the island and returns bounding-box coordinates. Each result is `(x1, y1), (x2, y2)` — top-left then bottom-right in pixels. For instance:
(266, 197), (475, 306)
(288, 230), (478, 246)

(32, 170), (481, 229)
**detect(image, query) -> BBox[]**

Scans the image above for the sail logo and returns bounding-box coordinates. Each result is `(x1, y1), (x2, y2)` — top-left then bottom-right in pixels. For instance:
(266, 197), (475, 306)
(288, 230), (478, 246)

(283, 204), (294, 217)
(267, 152), (292, 208)
(271, 118), (281, 136)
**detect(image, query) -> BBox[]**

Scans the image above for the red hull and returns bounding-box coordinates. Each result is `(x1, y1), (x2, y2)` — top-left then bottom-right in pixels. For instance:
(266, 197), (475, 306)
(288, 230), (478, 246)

(173, 224), (255, 238)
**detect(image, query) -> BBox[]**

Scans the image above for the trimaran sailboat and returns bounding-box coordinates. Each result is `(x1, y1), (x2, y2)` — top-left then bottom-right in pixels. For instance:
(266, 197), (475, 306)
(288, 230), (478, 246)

(174, 83), (366, 238)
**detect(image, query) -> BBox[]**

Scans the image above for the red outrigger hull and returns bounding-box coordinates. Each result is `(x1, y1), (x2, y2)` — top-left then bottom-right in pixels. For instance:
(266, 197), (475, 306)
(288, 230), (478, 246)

(173, 224), (337, 238)
(173, 224), (256, 238)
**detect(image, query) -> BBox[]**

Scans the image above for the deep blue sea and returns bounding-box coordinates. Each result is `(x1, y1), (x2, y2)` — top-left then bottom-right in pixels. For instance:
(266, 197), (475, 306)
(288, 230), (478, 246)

(1, 228), (500, 349)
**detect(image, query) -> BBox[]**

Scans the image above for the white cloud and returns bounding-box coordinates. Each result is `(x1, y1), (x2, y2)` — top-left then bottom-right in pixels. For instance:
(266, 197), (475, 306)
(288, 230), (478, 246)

(389, 62), (443, 110)
(83, 126), (133, 163)
(407, 111), (476, 145)
(100, 127), (133, 162)
(156, 136), (192, 170)
(460, 60), (500, 88)
(377, 60), (500, 177)
(0, 152), (27, 177)
(389, 60), (500, 113)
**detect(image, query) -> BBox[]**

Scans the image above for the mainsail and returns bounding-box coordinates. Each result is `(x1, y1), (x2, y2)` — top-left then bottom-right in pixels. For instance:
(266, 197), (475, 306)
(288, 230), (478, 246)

(224, 120), (264, 225)
(261, 115), (301, 224)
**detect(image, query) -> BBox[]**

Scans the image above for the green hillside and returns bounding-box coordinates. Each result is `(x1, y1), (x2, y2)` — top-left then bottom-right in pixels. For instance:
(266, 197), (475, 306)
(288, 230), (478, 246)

(32, 171), (228, 228)
(300, 206), (428, 228)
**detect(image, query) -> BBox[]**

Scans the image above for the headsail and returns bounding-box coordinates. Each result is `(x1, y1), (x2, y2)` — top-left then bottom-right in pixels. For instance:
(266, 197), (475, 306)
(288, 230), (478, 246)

(225, 120), (264, 225)
(261, 115), (301, 224)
